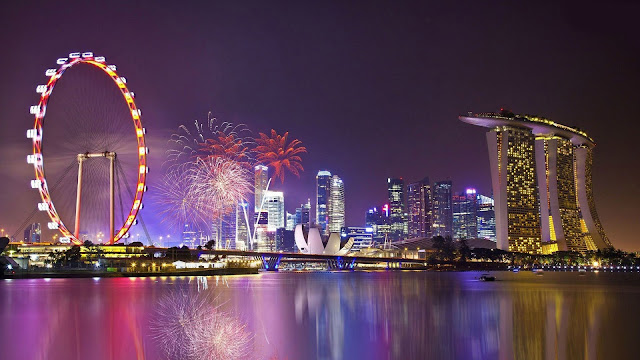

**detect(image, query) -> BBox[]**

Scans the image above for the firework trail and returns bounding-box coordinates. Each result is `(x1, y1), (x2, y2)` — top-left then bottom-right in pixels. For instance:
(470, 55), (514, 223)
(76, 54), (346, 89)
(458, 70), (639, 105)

(151, 289), (253, 360)
(255, 129), (306, 183)
(186, 157), (253, 217)
(165, 112), (254, 171)
(155, 169), (211, 230)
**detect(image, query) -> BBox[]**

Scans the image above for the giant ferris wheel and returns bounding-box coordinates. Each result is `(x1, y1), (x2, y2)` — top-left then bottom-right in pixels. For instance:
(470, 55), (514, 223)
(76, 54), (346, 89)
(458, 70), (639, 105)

(27, 52), (148, 245)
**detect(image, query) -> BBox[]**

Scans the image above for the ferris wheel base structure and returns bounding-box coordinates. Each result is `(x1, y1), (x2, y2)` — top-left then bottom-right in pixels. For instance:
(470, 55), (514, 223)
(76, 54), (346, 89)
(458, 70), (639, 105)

(27, 52), (149, 245)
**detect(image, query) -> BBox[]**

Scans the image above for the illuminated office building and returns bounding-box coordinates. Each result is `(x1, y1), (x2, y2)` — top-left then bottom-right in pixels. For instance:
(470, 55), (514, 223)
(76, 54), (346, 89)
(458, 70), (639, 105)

(432, 181), (453, 238)
(264, 190), (285, 231)
(387, 178), (406, 241)
(255, 165), (269, 211)
(460, 110), (612, 253)
(23, 223), (41, 243)
(254, 165), (269, 250)
(295, 200), (311, 228)
(316, 170), (332, 235)
(328, 175), (345, 233)
(235, 202), (250, 250)
(476, 194), (496, 242)
(452, 189), (477, 240)
(365, 206), (390, 243)
(407, 178), (432, 238)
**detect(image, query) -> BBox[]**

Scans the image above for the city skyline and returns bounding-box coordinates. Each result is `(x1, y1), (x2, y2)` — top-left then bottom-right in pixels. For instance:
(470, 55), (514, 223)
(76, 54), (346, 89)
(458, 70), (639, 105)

(0, 2), (639, 250)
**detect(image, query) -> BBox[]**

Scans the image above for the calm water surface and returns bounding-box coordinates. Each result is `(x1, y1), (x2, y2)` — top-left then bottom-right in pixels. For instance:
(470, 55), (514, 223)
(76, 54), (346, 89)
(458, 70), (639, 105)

(1, 271), (640, 359)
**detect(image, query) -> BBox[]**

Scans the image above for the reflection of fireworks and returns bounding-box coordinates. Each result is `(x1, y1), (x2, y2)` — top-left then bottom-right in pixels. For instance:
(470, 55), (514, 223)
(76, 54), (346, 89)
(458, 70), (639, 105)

(151, 289), (253, 360)
(166, 112), (254, 170)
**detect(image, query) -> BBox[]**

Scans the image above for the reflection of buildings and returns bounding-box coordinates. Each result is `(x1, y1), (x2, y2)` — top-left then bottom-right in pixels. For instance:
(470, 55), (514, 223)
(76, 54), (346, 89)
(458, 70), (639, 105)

(460, 110), (612, 253)
(407, 178), (432, 239)
(387, 178), (407, 241)
(432, 181), (452, 238)
(452, 189), (477, 240)
(316, 170), (332, 235)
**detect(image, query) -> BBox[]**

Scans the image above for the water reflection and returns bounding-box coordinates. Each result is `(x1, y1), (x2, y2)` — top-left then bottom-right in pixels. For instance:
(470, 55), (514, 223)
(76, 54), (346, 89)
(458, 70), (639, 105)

(0, 272), (638, 359)
(151, 279), (252, 360)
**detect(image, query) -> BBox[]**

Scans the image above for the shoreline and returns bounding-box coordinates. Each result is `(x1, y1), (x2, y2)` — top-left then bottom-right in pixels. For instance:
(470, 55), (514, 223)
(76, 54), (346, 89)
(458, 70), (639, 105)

(2, 267), (259, 279)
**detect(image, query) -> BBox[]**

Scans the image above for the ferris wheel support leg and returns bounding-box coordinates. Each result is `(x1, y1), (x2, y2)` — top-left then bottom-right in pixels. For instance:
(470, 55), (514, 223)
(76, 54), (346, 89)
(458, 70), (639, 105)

(74, 156), (84, 239)
(109, 155), (115, 244)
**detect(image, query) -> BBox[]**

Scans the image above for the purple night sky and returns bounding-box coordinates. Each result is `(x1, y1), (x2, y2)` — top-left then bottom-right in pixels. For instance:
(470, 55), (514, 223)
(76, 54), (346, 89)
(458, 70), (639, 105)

(0, 1), (638, 249)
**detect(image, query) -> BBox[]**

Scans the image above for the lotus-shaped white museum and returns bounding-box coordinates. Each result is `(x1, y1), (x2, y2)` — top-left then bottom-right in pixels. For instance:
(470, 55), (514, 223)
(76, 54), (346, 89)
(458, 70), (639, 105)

(295, 224), (354, 255)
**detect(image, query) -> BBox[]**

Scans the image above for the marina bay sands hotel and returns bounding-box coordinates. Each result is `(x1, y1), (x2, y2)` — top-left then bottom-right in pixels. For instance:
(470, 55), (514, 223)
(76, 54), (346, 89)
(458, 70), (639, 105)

(460, 110), (611, 254)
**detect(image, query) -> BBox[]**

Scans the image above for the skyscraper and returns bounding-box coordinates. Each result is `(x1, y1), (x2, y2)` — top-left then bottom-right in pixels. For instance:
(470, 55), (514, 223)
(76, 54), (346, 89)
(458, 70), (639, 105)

(316, 170), (332, 234)
(460, 110), (612, 253)
(407, 178), (432, 238)
(432, 180), (453, 238)
(365, 207), (390, 243)
(452, 189), (478, 240)
(476, 193), (496, 242)
(263, 190), (285, 231)
(286, 212), (296, 231)
(255, 165), (269, 212)
(236, 202), (250, 250)
(387, 178), (406, 241)
(328, 175), (345, 233)
(254, 165), (269, 250)
(295, 200), (311, 228)
(23, 223), (41, 243)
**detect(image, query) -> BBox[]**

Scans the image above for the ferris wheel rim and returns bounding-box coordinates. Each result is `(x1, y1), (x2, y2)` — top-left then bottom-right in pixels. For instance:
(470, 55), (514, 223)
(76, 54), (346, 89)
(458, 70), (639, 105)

(29, 52), (148, 245)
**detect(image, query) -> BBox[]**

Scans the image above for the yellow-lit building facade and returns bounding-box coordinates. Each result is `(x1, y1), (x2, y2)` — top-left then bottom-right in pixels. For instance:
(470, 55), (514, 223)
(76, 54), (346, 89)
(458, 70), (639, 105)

(461, 111), (612, 254)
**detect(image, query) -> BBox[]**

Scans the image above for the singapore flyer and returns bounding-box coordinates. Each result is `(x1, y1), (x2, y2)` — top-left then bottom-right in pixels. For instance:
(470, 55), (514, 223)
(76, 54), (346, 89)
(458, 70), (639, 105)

(28, 52), (148, 245)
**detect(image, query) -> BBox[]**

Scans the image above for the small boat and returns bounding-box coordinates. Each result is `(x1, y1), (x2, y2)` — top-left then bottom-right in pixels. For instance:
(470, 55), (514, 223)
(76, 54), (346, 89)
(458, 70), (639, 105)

(533, 268), (544, 275)
(578, 268), (587, 275)
(479, 274), (496, 281)
(512, 268), (520, 273)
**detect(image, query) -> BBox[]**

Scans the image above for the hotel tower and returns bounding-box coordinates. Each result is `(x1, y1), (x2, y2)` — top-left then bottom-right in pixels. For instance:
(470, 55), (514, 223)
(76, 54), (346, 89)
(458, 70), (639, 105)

(460, 110), (611, 253)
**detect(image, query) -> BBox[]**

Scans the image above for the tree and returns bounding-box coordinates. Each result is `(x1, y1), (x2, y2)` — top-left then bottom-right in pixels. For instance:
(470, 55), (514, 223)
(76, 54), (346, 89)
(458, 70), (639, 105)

(204, 240), (215, 250)
(458, 239), (471, 263)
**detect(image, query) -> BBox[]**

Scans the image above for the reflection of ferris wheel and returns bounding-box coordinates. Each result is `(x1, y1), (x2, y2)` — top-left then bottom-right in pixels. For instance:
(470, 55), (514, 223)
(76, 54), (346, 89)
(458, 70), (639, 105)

(27, 52), (148, 245)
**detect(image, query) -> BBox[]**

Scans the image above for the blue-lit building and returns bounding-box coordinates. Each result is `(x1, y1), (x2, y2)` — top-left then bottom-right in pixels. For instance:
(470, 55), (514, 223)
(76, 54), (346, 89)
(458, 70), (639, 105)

(476, 193), (496, 242)
(23, 223), (41, 243)
(316, 170), (332, 235)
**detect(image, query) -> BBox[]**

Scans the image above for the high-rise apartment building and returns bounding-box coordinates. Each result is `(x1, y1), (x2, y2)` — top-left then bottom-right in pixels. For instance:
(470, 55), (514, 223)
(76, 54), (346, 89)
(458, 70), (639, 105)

(316, 170), (332, 235)
(460, 110), (612, 253)
(328, 175), (345, 233)
(407, 178), (432, 238)
(432, 181), (453, 238)
(387, 178), (406, 241)
(452, 189), (478, 240)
